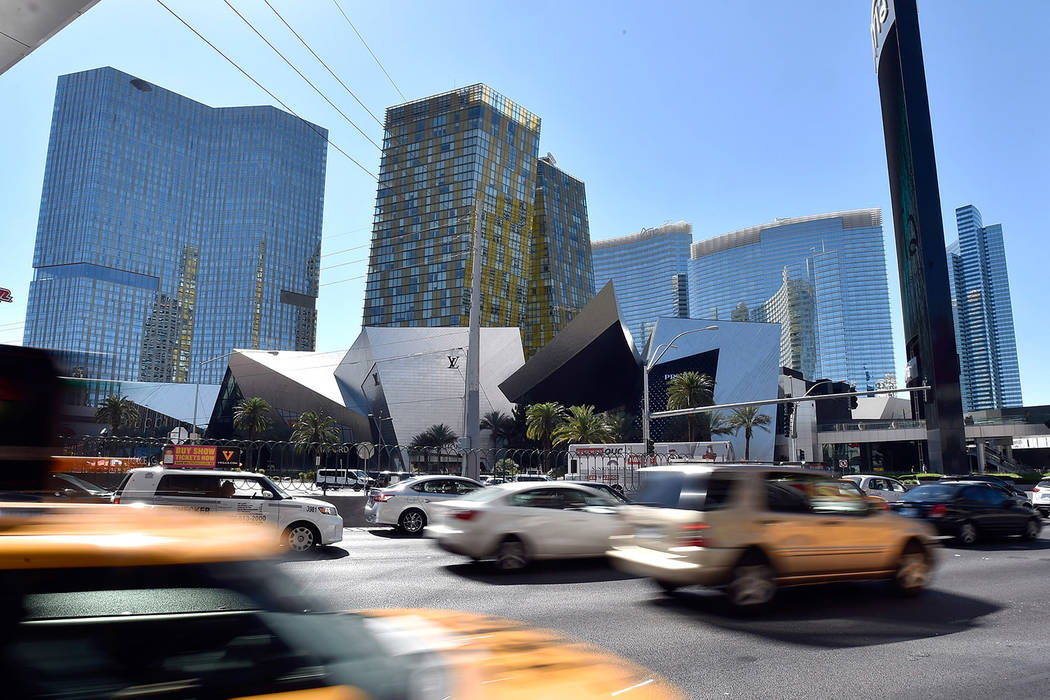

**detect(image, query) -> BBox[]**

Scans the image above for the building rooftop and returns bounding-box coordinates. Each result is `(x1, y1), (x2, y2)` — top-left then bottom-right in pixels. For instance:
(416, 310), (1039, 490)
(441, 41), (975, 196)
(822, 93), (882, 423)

(691, 208), (882, 259)
(591, 222), (693, 251)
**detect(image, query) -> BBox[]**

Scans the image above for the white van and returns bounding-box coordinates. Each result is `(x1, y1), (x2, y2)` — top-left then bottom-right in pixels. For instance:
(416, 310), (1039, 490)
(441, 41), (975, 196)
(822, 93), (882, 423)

(315, 468), (372, 491)
(113, 467), (343, 552)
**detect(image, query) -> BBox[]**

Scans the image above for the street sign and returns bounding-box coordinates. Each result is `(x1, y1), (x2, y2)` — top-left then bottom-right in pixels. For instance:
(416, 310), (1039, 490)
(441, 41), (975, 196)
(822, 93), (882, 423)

(356, 442), (376, 460)
(216, 447), (241, 468)
(0, 287), (12, 303)
(168, 427), (189, 445)
(163, 444), (217, 468)
(838, 459), (848, 469)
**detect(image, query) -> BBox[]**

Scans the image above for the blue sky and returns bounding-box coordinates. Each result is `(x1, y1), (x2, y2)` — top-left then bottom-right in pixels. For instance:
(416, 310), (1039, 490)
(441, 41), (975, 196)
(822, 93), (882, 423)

(1, 1), (1046, 403)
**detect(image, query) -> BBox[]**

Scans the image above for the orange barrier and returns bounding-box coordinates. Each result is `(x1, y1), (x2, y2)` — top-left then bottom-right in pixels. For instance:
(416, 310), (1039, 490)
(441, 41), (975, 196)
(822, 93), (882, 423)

(51, 455), (147, 473)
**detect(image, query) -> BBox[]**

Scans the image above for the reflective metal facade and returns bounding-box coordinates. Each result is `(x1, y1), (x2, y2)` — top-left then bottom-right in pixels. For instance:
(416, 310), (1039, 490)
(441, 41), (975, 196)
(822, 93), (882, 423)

(364, 85), (541, 331)
(947, 205), (1022, 410)
(689, 209), (896, 388)
(23, 68), (327, 385)
(591, 223), (693, 350)
(526, 156), (594, 355)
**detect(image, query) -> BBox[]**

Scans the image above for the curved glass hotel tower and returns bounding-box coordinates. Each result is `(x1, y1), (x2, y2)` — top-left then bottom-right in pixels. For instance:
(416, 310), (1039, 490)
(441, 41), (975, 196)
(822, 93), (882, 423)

(23, 67), (328, 385)
(689, 209), (896, 389)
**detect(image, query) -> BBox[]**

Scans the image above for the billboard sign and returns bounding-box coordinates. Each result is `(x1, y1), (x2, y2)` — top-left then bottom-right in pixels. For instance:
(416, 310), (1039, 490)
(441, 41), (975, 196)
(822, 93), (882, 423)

(163, 444), (218, 468)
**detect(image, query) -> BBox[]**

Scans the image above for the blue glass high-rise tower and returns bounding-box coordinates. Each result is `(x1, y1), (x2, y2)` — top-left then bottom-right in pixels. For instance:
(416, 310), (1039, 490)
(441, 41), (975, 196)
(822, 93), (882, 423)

(689, 209), (896, 389)
(947, 205), (1022, 411)
(23, 67), (327, 385)
(591, 222), (692, 351)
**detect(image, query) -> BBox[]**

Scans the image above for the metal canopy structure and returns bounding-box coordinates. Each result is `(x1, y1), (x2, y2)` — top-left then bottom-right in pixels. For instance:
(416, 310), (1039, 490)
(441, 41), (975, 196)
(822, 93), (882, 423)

(0, 0), (99, 76)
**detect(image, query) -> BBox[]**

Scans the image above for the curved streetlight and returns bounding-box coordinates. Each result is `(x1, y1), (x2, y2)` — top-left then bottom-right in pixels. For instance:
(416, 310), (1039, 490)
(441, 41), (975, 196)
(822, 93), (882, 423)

(642, 325), (719, 450)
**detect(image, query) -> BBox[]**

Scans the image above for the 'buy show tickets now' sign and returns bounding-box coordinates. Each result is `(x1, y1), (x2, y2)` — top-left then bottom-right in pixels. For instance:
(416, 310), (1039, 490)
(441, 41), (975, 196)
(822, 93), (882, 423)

(163, 445), (242, 468)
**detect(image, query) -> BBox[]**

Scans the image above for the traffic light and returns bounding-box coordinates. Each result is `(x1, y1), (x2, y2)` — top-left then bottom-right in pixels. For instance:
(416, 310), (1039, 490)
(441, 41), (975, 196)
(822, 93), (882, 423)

(849, 385), (859, 411)
(782, 401), (794, 437)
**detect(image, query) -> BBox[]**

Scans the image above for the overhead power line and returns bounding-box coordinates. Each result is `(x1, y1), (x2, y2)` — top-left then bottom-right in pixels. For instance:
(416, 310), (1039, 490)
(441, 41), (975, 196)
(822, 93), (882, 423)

(320, 255), (368, 271)
(262, 0), (384, 128)
(319, 272), (368, 287)
(330, 0), (407, 102)
(221, 0), (381, 151)
(321, 242), (370, 258)
(154, 0), (377, 180)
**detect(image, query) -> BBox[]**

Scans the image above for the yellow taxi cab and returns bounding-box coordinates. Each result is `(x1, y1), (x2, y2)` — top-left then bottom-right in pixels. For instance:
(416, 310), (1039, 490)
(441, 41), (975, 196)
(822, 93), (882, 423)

(0, 502), (682, 699)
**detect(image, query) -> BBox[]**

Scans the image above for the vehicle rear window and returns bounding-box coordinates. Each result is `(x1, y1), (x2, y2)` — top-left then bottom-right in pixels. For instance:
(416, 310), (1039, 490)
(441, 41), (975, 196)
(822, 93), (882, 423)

(157, 474), (221, 497)
(901, 485), (957, 502)
(633, 471), (731, 511)
(113, 472), (133, 496)
(1038, 480), (1050, 489)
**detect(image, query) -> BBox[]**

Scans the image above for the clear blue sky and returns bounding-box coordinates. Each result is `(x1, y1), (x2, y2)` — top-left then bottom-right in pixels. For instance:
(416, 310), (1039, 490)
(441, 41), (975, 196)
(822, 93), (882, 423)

(1, 1), (1046, 403)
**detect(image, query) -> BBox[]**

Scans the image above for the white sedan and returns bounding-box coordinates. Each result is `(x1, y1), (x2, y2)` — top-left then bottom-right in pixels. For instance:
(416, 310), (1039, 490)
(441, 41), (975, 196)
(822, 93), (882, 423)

(841, 474), (909, 502)
(425, 482), (629, 569)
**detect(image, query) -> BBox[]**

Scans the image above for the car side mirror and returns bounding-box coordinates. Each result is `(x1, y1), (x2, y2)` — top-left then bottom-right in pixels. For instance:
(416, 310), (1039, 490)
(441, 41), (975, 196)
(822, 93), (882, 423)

(255, 491), (274, 499)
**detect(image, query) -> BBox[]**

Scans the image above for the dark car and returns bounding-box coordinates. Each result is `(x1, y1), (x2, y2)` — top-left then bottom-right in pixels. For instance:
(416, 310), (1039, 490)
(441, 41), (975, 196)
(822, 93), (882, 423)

(893, 481), (1041, 545)
(940, 474), (1028, 499)
(565, 481), (630, 503)
(44, 473), (113, 503)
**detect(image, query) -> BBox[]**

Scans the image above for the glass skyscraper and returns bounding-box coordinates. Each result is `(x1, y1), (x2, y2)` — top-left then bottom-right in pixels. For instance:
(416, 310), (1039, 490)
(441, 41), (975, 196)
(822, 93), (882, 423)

(526, 155), (594, 353)
(947, 204), (1022, 411)
(689, 209), (896, 389)
(591, 222), (693, 351)
(363, 85), (592, 357)
(23, 67), (327, 385)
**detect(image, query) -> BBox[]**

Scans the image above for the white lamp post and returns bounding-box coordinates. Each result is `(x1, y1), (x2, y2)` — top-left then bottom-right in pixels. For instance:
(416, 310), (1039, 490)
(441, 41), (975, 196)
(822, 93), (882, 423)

(642, 326), (719, 451)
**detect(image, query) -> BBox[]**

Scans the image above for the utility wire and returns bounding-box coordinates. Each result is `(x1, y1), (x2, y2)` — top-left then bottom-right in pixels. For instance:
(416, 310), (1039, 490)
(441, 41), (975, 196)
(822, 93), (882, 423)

(263, 0), (384, 128)
(319, 272), (368, 287)
(222, 0), (381, 151)
(330, 0), (407, 102)
(321, 242), (370, 257)
(320, 255), (368, 271)
(154, 0), (377, 180)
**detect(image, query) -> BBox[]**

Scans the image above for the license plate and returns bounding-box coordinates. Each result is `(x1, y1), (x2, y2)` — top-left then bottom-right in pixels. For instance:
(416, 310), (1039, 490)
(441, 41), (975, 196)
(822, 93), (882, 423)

(636, 526), (664, 539)
(900, 507), (918, 517)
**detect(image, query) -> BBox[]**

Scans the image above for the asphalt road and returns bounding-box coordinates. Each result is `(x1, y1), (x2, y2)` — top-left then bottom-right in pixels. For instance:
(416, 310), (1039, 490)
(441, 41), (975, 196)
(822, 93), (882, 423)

(279, 524), (1050, 699)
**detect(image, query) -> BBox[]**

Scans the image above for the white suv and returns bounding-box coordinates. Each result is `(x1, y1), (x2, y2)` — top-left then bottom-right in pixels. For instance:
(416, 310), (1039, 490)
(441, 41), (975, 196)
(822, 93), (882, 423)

(841, 474), (909, 502)
(364, 475), (483, 534)
(113, 467), (343, 551)
(1032, 479), (1050, 517)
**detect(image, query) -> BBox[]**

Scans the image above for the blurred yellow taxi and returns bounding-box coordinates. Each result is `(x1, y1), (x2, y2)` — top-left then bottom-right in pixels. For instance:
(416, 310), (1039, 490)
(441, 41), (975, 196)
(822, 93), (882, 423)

(0, 502), (682, 699)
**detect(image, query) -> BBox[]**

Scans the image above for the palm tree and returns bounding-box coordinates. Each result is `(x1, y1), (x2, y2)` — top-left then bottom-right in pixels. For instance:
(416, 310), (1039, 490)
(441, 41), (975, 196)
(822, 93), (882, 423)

(665, 371), (714, 442)
(410, 423), (459, 472)
(729, 406), (773, 460)
(552, 405), (614, 446)
(480, 410), (514, 447)
(233, 397), (273, 469)
(94, 395), (140, 447)
(526, 402), (566, 469)
(290, 411), (341, 471)
(601, 408), (628, 442)
(705, 410), (734, 440)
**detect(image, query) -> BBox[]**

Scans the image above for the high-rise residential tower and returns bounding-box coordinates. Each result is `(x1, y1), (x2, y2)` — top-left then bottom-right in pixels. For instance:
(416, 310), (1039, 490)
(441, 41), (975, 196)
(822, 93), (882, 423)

(947, 205), (1022, 411)
(23, 68), (327, 385)
(689, 209), (895, 389)
(590, 222), (693, 351)
(363, 85), (592, 357)
(526, 154), (594, 353)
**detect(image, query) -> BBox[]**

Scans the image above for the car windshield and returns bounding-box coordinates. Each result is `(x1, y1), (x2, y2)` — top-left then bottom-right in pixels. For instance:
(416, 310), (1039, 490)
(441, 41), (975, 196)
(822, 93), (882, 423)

(633, 471), (686, 508)
(901, 485), (958, 502)
(259, 476), (289, 499)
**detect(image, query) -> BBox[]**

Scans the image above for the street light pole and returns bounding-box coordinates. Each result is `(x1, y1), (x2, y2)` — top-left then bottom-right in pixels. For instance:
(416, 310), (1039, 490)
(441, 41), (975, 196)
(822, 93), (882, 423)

(461, 199), (484, 481)
(641, 326), (718, 452)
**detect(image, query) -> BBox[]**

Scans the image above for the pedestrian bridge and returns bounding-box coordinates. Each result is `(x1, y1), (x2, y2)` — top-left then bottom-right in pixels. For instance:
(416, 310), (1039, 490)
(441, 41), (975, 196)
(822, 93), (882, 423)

(818, 417), (1050, 446)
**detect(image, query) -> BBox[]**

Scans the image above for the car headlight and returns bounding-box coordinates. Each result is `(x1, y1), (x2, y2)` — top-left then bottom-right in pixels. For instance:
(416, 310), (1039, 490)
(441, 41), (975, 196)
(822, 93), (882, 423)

(318, 506), (338, 516)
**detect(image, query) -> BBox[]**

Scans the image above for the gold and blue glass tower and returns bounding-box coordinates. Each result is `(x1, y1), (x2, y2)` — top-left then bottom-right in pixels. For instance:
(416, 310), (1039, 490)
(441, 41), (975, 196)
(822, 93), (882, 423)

(23, 68), (328, 386)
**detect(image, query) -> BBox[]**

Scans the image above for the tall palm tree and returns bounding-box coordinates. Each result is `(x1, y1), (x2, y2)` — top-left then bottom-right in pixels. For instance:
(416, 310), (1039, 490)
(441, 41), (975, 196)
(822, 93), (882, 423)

(552, 405), (613, 446)
(233, 397), (273, 470)
(410, 423), (459, 472)
(94, 395), (140, 438)
(290, 411), (341, 471)
(665, 371), (714, 442)
(601, 408), (628, 442)
(706, 410), (734, 439)
(526, 401), (566, 464)
(729, 406), (773, 460)
(480, 410), (514, 447)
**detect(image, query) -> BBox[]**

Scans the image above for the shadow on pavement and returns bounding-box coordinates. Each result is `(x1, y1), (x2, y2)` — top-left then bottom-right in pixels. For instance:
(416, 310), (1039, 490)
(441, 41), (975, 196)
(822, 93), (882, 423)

(444, 558), (640, 585)
(281, 545), (349, 562)
(648, 583), (1000, 648)
(952, 538), (1050, 552)
(364, 527), (421, 540)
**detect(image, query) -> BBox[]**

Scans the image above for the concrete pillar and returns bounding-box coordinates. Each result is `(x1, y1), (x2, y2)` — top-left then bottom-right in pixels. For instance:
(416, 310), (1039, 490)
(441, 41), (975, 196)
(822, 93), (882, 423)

(976, 440), (986, 474)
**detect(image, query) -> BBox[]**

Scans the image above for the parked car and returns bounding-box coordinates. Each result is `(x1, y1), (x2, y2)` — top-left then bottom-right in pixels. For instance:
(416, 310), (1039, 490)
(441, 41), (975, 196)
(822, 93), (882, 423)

(0, 501), (683, 699)
(1032, 479), (1050, 517)
(42, 472), (113, 503)
(371, 470), (417, 489)
(841, 474), (908, 502)
(565, 480), (631, 503)
(513, 474), (550, 482)
(315, 468), (373, 491)
(607, 464), (939, 610)
(427, 482), (629, 569)
(939, 474), (1028, 499)
(836, 479), (890, 509)
(364, 475), (483, 534)
(892, 481), (1042, 545)
(112, 466), (343, 551)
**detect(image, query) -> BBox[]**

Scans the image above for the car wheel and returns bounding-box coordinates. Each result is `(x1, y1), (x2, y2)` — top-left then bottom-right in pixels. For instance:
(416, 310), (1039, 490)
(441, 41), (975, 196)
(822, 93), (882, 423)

(495, 537), (528, 571)
(892, 542), (930, 596)
(726, 553), (776, 610)
(1022, 518), (1041, 541)
(398, 509), (426, 535)
(957, 521), (978, 546)
(284, 523), (318, 552)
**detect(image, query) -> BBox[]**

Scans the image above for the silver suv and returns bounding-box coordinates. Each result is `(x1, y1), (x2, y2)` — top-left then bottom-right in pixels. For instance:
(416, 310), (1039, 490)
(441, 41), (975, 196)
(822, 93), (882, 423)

(608, 464), (939, 609)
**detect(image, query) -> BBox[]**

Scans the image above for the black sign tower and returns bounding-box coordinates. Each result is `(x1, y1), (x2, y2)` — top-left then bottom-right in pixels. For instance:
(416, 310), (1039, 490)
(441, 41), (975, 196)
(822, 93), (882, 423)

(872, 0), (967, 474)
